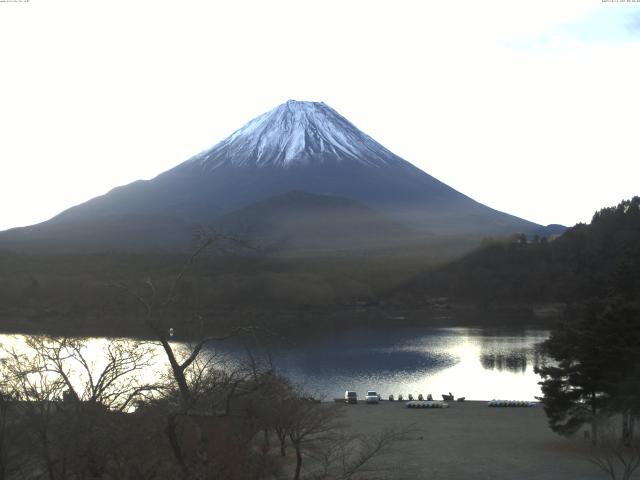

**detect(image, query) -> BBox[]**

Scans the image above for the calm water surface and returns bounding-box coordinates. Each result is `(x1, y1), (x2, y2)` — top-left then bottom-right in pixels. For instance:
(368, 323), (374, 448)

(211, 326), (549, 401)
(0, 327), (549, 401)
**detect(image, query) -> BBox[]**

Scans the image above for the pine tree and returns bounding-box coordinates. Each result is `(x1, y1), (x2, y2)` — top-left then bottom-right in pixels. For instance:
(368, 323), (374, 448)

(536, 302), (640, 444)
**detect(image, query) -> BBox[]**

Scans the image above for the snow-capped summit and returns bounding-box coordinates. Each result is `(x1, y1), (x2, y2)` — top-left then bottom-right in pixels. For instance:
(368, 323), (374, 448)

(187, 100), (406, 169)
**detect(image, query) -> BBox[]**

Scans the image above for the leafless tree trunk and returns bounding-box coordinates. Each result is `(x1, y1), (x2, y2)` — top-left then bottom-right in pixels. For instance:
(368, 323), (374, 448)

(116, 233), (253, 409)
(591, 392), (598, 446)
(286, 401), (342, 480)
(622, 411), (636, 447)
(588, 421), (640, 480)
(275, 425), (287, 457)
(0, 395), (9, 480)
(293, 441), (303, 480)
(114, 233), (259, 480)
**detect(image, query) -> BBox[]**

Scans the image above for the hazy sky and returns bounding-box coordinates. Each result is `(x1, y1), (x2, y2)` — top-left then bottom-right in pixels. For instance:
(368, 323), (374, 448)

(1, 0), (639, 231)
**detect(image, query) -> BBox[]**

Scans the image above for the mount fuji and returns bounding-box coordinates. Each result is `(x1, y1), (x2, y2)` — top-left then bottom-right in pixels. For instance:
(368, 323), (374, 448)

(0, 100), (549, 254)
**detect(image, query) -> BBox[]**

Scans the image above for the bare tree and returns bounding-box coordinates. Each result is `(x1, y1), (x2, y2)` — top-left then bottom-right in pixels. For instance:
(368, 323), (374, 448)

(19, 336), (160, 411)
(1, 343), (68, 480)
(1, 335), (163, 480)
(0, 376), (22, 480)
(116, 232), (255, 409)
(312, 426), (410, 480)
(262, 378), (299, 457)
(286, 400), (343, 480)
(279, 397), (409, 480)
(588, 421), (640, 480)
(113, 233), (276, 480)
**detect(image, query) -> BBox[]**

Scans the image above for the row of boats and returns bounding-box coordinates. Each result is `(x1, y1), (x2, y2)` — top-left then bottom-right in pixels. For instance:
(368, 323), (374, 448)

(405, 399), (537, 408)
(389, 393), (463, 402)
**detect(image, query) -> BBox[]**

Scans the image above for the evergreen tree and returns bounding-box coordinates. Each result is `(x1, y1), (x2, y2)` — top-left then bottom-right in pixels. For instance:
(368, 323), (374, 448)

(536, 302), (640, 444)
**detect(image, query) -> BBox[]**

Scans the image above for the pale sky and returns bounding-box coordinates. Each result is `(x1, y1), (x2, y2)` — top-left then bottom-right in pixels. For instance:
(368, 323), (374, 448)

(1, 0), (639, 231)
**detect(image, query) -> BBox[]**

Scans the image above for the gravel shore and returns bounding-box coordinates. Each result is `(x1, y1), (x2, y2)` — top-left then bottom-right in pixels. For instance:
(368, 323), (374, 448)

(339, 400), (608, 480)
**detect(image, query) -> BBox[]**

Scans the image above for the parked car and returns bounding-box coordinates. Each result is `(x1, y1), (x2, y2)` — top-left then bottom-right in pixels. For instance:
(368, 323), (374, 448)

(345, 391), (358, 404)
(366, 391), (379, 404)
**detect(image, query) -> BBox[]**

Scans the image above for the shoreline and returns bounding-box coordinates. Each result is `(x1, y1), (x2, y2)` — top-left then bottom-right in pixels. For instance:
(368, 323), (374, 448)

(0, 303), (558, 341)
(332, 398), (541, 404)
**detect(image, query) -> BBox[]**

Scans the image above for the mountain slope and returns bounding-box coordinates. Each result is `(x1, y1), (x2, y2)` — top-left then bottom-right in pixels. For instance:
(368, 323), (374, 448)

(213, 191), (427, 254)
(0, 100), (544, 253)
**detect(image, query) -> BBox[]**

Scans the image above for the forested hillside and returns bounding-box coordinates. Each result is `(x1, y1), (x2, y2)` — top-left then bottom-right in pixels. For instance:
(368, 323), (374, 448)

(398, 197), (640, 306)
(0, 248), (448, 336)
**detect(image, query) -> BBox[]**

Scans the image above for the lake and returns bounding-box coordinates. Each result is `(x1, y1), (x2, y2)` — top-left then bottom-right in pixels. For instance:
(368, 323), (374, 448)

(206, 326), (550, 401)
(0, 326), (549, 402)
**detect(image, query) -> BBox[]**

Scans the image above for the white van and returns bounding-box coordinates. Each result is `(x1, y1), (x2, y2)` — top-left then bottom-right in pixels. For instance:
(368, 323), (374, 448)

(366, 391), (379, 404)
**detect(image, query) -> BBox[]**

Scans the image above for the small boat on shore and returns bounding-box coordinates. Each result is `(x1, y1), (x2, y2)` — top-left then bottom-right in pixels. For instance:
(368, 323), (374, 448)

(488, 400), (536, 407)
(406, 401), (449, 409)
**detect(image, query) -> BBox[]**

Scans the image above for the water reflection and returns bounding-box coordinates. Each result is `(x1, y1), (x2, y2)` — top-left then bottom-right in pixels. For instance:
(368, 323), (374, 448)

(481, 352), (527, 372)
(0, 326), (549, 402)
(477, 332), (545, 375)
(211, 326), (549, 401)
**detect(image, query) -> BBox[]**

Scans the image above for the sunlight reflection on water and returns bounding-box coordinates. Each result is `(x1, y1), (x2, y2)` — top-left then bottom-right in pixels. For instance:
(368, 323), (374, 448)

(0, 327), (549, 402)
(209, 327), (550, 401)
